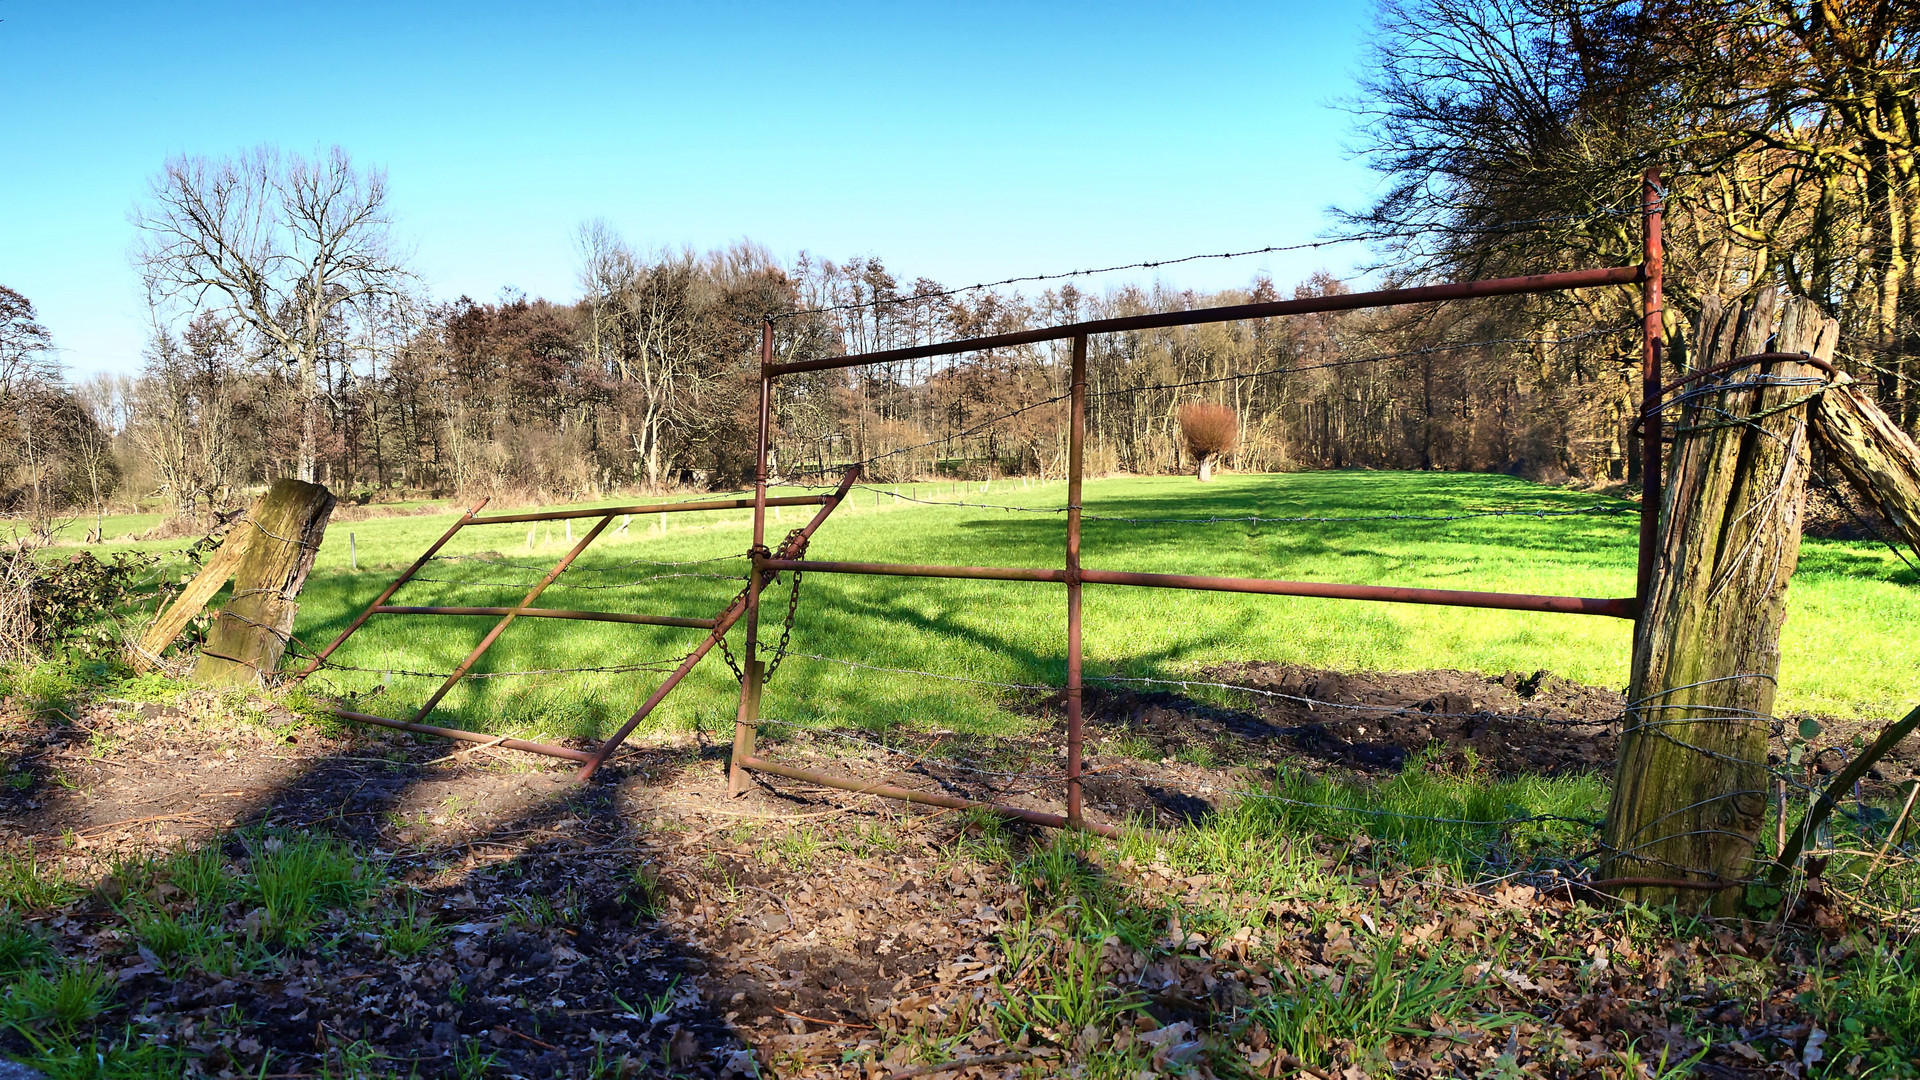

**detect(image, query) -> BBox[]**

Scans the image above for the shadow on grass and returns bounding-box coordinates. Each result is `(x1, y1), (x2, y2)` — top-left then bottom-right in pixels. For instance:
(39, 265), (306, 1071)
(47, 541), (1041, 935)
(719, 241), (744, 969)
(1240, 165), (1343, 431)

(0, 700), (760, 1079)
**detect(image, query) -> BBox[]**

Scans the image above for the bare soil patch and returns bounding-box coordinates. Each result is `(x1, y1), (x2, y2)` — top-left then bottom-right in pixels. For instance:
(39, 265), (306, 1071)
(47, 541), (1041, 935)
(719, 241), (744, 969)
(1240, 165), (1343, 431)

(0, 665), (1904, 1078)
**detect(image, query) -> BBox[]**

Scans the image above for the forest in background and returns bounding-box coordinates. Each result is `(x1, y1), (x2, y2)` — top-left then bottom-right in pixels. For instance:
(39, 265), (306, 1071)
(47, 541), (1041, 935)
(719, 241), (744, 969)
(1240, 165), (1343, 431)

(4, 0), (1918, 532)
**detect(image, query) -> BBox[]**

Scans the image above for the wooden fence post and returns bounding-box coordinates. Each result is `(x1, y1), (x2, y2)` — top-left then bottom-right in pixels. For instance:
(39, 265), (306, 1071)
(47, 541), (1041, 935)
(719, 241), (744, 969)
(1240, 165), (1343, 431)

(194, 479), (337, 687)
(1602, 290), (1837, 910)
(1812, 372), (1920, 562)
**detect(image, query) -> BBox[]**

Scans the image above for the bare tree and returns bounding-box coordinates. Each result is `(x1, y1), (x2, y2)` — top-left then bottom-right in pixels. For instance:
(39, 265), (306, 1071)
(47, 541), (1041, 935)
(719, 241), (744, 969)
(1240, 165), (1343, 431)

(0, 286), (58, 402)
(132, 146), (407, 484)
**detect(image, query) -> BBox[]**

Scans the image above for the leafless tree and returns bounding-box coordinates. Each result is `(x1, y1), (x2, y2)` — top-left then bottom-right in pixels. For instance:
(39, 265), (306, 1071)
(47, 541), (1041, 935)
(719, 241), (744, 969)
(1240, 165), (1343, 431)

(0, 286), (58, 403)
(132, 145), (408, 484)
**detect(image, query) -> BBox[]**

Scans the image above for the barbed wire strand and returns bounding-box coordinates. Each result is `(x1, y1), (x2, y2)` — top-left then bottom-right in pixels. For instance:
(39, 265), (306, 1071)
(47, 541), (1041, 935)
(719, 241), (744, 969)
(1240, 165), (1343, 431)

(772, 206), (1637, 321)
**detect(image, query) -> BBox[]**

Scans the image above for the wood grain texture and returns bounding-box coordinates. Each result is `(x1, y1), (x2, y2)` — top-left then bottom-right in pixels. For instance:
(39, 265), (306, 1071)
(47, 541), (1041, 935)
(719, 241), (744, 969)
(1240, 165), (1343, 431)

(1602, 291), (1835, 911)
(193, 479), (336, 687)
(133, 527), (251, 672)
(1813, 374), (1920, 562)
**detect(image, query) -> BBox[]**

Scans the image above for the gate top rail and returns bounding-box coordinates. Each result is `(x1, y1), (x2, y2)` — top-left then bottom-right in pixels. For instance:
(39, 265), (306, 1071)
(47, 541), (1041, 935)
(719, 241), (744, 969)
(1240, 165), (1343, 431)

(468, 493), (828, 525)
(765, 264), (1647, 376)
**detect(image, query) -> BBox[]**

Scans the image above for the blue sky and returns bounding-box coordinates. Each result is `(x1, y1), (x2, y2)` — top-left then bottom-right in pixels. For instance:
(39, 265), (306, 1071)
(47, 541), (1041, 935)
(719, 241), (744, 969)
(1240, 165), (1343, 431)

(0, 1), (1383, 377)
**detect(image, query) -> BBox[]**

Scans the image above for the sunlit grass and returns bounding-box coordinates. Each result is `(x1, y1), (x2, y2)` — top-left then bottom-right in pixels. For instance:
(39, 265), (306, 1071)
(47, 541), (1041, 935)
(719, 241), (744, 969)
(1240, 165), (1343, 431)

(89, 472), (1920, 742)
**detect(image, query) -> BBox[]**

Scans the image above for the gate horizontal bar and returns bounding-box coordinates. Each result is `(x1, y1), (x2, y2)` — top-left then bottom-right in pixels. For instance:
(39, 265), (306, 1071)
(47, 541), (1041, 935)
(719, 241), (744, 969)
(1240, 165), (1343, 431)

(374, 606), (717, 628)
(768, 264), (1645, 376)
(1076, 568), (1636, 617)
(328, 708), (593, 762)
(469, 494), (828, 525)
(761, 558), (1634, 617)
(736, 754), (1120, 837)
(762, 558), (1066, 582)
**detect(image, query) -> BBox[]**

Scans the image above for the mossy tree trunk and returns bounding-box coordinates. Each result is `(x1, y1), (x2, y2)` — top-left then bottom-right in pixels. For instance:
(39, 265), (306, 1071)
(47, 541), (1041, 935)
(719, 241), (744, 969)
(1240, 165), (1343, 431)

(1602, 291), (1835, 911)
(194, 479), (336, 687)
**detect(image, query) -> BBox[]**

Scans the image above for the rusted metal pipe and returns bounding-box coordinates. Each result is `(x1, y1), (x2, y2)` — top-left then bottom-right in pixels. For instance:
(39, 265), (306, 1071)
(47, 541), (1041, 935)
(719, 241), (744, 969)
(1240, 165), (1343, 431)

(1065, 332), (1087, 829)
(759, 559), (1067, 583)
(574, 592), (751, 781)
(1077, 569), (1635, 617)
(736, 754), (1121, 838)
(328, 708), (593, 763)
(734, 330), (776, 797)
(580, 467), (861, 782)
(294, 497), (489, 679)
(410, 515), (616, 722)
(373, 606), (716, 629)
(1636, 168), (1665, 613)
(761, 558), (1632, 617)
(1658, 351), (1839, 397)
(469, 494), (825, 525)
(767, 265), (1645, 376)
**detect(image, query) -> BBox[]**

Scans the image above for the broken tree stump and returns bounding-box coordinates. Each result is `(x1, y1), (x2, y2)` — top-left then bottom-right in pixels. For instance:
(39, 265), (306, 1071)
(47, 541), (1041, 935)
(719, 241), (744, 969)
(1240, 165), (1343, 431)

(1602, 290), (1837, 911)
(1812, 371), (1920, 563)
(133, 523), (251, 672)
(193, 479), (336, 687)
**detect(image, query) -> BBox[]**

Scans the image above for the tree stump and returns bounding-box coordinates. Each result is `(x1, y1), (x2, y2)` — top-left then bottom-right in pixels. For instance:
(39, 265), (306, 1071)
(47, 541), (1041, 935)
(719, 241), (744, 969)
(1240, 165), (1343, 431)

(193, 479), (336, 687)
(1601, 290), (1836, 911)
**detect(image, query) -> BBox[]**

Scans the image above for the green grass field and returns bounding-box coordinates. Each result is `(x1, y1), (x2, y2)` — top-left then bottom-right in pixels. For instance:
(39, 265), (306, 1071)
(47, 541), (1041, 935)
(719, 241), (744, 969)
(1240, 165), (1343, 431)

(110, 472), (1920, 743)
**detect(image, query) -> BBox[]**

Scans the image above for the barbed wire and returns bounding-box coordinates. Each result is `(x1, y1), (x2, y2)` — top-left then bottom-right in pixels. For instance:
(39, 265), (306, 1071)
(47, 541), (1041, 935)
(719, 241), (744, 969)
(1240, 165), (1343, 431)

(765, 720), (1070, 786)
(775, 240), (1384, 321)
(307, 653), (697, 681)
(408, 572), (745, 590)
(1090, 674), (1619, 728)
(778, 328), (1631, 482)
(1080, 505), (1637, 525)
(1835, 350), (1920, 388)
(844, 483), (1636, 524)
(776, 651), (1621, 729)
(1087, 327), (1635, 401)
(1182, 781), (1604, 830)
(770, 206), (1638, 321)
(1810, 465), (1919, 573)
(781, 651), (1055, 691)
(432, 551), (746, 572)
(782, 392), (1073, 480)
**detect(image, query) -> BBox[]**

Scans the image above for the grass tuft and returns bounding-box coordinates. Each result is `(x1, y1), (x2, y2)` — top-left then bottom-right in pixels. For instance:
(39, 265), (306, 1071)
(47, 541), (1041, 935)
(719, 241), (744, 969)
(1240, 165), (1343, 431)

(1247, 940), (1476, 1068)
(3, 962), (114, 1037)
(243, 832), (380, 947)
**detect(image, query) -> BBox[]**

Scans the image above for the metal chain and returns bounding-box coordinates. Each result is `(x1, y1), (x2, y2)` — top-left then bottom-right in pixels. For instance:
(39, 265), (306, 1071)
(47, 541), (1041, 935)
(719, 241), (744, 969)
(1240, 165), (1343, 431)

(715, 625), (744, 681)
(762, 527), (808, 683)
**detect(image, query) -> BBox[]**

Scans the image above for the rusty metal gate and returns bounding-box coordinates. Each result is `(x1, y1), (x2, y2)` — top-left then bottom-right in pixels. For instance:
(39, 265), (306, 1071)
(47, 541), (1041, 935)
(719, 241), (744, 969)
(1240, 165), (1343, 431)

(301, 170), (1668, 834)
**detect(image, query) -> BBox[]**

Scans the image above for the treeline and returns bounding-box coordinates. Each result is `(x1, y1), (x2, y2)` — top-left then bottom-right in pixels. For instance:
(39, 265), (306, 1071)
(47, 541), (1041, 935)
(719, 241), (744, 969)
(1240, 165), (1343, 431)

(11, 248), (1648, 533)
(9, 0), (1920, 529)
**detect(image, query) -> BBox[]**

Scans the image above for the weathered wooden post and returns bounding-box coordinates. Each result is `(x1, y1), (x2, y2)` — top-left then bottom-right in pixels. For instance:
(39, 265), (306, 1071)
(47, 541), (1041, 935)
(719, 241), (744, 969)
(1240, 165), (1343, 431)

(1602, 291), (1837, 910)
(194, 479), (337, 686)
(1812, 370), (1920, 561)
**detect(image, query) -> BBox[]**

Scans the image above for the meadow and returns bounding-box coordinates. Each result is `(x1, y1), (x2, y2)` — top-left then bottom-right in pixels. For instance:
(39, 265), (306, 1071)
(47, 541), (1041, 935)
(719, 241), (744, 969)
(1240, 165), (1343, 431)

(98, 471), (1920, 744)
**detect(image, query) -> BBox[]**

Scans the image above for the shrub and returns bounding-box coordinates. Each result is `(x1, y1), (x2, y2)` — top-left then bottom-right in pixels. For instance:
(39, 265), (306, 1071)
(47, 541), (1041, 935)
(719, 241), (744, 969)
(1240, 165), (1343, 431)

(1177, 402), (1238, 482)
(0, 548), (158, 663)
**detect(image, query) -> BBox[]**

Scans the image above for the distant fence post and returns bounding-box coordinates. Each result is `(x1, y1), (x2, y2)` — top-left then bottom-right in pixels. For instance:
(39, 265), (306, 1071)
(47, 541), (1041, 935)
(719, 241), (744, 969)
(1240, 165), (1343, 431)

(1602, 291), (1836, 910)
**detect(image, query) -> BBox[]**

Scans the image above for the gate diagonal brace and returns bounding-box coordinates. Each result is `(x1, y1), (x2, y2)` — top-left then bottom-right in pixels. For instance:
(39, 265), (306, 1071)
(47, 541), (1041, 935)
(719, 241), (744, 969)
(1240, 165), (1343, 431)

(574, 467), (858, 779)
(293, 469), (860, 777)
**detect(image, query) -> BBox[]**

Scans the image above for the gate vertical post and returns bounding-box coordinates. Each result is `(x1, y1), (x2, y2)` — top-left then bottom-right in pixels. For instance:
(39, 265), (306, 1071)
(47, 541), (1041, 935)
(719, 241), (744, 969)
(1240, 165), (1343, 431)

(731, 321), (775, 796)
(1636, 167), (1665, 611)
(1065, 333), (1088, 828)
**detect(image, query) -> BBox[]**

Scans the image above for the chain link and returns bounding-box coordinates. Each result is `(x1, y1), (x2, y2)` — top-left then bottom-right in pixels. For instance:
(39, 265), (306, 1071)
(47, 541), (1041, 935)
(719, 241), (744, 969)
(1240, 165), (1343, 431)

(714, 528), (810, 684)
(762, 527), (808, 684)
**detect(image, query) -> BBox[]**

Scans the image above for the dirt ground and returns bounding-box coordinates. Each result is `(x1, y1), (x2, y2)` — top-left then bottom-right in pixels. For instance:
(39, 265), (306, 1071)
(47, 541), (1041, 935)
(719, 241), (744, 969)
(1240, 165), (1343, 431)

(0, 664), (1904, 1077)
